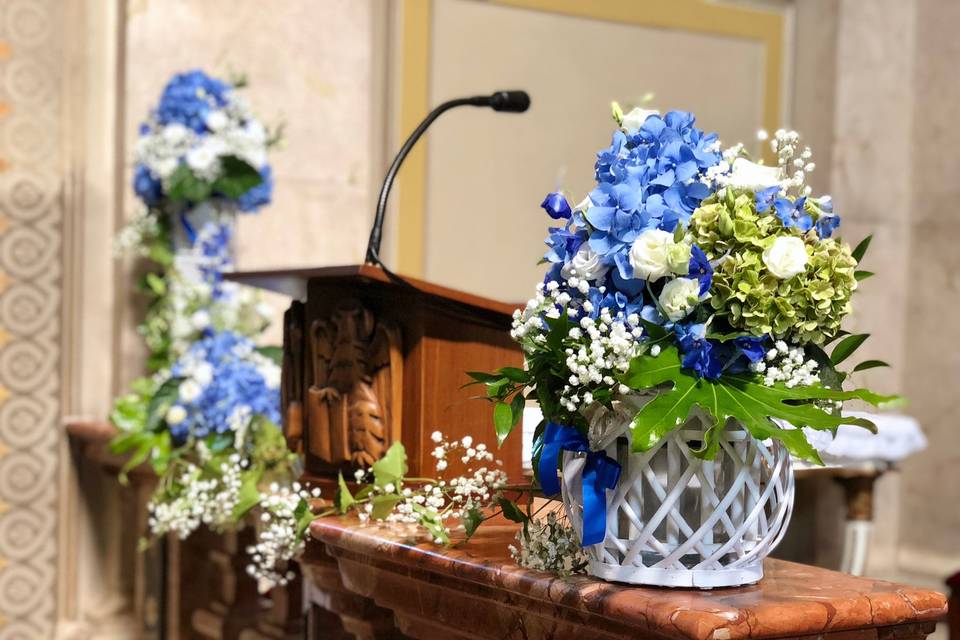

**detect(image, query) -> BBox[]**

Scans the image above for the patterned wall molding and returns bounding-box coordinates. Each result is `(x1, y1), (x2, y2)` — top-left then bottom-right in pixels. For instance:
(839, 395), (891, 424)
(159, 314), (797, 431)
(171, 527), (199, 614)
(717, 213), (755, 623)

(0, 0), (63, 636)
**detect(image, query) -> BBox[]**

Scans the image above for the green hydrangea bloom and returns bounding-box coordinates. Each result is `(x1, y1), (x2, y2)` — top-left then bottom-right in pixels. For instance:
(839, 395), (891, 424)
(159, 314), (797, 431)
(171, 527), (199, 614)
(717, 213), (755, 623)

(687, 188), (857, 344)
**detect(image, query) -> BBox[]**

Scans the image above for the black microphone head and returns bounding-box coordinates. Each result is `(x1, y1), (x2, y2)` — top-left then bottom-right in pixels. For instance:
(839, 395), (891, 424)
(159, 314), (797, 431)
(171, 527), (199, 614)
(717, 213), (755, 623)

(489, 90), (530, 112)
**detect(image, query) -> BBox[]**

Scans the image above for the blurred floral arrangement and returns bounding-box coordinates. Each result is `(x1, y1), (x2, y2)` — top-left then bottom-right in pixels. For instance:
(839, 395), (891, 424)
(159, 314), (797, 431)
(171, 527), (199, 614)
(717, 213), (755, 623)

(471, 103), (899, 571)
(109, 70), (306, 589)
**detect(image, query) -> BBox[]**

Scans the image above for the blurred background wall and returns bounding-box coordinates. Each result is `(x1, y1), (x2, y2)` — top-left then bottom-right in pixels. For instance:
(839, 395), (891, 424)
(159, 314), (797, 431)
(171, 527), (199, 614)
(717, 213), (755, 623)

(0, 0), (955, 637)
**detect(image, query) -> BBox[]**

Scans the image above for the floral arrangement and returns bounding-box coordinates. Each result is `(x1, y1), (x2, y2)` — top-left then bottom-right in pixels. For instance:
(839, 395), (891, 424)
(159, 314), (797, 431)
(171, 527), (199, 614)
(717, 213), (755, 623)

(473, 104), (898, 552)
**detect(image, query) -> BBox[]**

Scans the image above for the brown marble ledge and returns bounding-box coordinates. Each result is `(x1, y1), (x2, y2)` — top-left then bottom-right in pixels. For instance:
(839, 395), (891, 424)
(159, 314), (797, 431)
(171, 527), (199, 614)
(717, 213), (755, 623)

(310, 516), (947, 640)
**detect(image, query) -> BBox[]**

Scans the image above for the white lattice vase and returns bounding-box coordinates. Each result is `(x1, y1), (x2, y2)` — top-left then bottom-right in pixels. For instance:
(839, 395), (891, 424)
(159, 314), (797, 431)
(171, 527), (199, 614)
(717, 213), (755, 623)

(561, 421), (794, 588)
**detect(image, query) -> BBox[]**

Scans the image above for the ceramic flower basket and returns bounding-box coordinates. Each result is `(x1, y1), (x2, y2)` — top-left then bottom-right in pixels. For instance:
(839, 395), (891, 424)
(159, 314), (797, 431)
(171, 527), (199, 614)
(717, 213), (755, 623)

(561, 419), (794, 588)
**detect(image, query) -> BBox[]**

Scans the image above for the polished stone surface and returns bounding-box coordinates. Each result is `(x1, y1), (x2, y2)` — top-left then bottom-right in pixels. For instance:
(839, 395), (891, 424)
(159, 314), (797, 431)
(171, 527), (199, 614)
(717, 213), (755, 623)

(311, 516), (947, 640)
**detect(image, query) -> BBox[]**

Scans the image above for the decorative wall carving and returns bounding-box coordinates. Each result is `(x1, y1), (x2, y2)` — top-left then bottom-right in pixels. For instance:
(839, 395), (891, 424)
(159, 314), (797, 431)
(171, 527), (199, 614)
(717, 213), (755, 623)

(0, 1), (62, 636)
(306, 301), (401, 469)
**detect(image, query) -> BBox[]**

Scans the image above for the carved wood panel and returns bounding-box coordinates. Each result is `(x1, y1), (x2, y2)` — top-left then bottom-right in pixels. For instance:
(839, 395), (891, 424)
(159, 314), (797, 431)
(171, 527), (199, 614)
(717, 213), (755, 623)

(281, 301), (305, 453)
(306, 300), (402, 470)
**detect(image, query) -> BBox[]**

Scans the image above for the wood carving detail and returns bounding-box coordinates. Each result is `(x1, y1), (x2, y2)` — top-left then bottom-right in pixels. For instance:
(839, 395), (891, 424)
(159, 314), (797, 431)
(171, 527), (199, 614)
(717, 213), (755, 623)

(307, 301), (402, 468)
(281, 301), (306, 453)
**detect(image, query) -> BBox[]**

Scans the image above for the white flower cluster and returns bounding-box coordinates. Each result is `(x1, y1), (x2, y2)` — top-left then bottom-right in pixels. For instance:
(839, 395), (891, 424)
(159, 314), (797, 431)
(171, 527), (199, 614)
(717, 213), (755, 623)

(771, 129), (814, 197)
(750, 340), (820, 388)
(113, 205), (160, 256)
(147, 454), (246, 539)
(353, 432), (507, 544)
(508, 511), (587, 576)
(245, 482), (321, 593)
(136, 99), (267, 189)
(511, 279), (644, 414)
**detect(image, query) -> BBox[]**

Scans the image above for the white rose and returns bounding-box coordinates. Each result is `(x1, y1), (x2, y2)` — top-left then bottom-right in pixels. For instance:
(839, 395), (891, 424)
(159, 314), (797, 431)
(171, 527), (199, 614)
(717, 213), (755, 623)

(562, 245), (609, 282)
(621, 107), (660, 133)
(727, 157), (782, 190)
(179, 379), (202, 403)
(763, 236), (809, 279)
(204, 110), (228, 132)
(658, 278), (701, 322)
(629, 229), (687, 281)
(165, 404), (187, 426)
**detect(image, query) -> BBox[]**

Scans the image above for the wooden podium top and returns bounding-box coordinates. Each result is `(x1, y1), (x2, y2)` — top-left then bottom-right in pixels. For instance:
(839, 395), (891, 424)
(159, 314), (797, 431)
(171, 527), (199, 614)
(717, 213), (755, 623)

(226, 263), (520, 317)
(310, 516), (948, 640)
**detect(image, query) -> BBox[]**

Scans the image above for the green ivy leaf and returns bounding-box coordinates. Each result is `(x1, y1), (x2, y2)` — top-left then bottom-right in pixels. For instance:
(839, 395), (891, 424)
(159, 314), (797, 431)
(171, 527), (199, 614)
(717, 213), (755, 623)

(232, 467), (264, 520)
(622, 346), (899, 464)
(212, 155), (263, 198)
(851, 234), (873, 263)
(463, 507), (484, 538)
(294, 498), (317, 538)
(831, 333), (870, 365)
(497, 498), (529, 524)
(371, 441), (407, 488)
(255, 345), (283, 365)
(493, 402), (515, 446)
(335, 472), (355, 514)
(369, 494), (403, 520)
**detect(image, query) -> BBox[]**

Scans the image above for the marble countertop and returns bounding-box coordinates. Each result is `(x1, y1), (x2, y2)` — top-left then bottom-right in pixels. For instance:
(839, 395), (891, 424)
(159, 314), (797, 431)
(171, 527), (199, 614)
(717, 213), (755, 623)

(311, 516), (947, 640)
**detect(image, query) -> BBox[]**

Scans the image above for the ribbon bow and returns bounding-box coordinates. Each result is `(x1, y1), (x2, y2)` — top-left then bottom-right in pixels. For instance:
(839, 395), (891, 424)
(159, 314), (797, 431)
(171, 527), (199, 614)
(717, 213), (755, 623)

(538, 422), (621, 546)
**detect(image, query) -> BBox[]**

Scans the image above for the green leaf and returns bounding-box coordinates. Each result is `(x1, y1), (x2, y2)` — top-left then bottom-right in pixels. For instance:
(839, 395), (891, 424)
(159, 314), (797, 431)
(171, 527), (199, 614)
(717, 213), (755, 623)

(412, 503), (449, 544)
(640, 319), (668, 340)
(255, 345), (283, 365)
(232, 467), (263, 520)
(144, 376), (184, 432)
(498, 367), (530, 383)
(622, 346), (899, 464)
(209, 432), (234, 453)
(510, 392), (526, 426)
(369, 494), (403, 520)
(212, 155), (262, 198)
(144, 272), (166, 296)
(465, 371), (504, 384)
(371, 441), (407, 488)
(854, 270), (874, 281)
(335, 472), (355, 514)
(805, 343), (846, 389)
(853, 359), (890, 372)
(493, 402), (515, 446)
(463, 507), (484, 538)
(294, 498), (317, 538)
(545, 313), (571, 352)
(497, 498), (529, 524)
(831, 333), (869, 365)
(852, 234), (873, 263)
(167, 164), (212, 203)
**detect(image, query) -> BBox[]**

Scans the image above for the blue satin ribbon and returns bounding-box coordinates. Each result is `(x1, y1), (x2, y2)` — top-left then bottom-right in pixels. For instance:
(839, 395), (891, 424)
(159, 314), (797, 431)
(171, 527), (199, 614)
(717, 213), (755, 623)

(538, 422), (621, 546)
(179, 211), (197, 246)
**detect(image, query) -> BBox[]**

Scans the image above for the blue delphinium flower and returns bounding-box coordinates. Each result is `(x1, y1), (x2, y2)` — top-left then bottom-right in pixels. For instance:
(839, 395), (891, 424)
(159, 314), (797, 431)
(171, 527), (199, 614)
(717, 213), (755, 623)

(133, 165), (163, 207)
(674, 322), (721, 380)
(813, 196), (840, 238)
(169, 331), (280, 444)
(236, 165), (274, 212)
(774, 197), (812, 232)
(155, 70), (232, 133)
(540, 192), (572, 220)
(755, 186), (780, 213)
(543, 226), (584, 265)
(688, 244), (713, 295)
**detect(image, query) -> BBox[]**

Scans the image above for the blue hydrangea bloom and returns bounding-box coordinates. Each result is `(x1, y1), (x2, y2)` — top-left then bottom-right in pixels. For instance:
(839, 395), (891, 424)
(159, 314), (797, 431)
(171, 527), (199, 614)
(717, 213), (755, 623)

(583, 111), (720, 267)
(155, 70), (232, 133)
(133, 165), (163, 207)
(236, 165), (274, 212)
(169, 331), (280, 444)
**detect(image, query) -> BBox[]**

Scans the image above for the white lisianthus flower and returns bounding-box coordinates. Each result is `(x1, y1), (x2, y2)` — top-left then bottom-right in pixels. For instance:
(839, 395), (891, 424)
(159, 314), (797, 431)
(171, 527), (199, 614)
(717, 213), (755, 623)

(658, 277), (701, 321)
(193, 362), (214, 386)
(179, 379), (202, 403)
(165, 404), (187, 426)
(621, 107), (660, 133)
(562, 244), (609, 282)
(629, 229), (688, 281)
(727, 157), (782, 190)
(162, 123), (189, 145)
(763, 236), (809, 279)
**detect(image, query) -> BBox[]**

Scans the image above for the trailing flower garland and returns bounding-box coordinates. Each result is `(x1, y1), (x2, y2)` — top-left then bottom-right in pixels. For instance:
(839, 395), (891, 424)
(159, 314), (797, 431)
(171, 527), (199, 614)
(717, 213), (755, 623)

(472, 103), (899, 554)
(109, 71), (300, 575)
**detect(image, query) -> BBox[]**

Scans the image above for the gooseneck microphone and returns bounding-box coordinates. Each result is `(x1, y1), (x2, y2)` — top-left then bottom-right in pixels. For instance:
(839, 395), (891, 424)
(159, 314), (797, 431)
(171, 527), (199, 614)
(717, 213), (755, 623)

(364, 90), (531, 267)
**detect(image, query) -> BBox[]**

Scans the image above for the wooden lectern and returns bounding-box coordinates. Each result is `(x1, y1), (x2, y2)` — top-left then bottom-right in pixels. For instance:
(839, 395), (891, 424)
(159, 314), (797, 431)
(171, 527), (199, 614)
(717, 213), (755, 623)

(229, 264), (525, 486)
